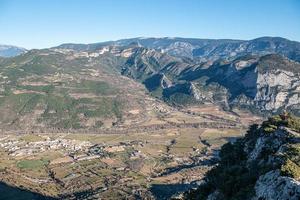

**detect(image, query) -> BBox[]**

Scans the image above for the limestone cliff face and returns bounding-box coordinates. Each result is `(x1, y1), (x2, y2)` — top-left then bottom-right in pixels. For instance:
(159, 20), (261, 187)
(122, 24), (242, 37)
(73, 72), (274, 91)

(250, 60), (299, 115)
(253, 170), (300, 200)
(244, 126), (300, 200)
(189, 82), (202, 100)
(254, 69), (300, 112)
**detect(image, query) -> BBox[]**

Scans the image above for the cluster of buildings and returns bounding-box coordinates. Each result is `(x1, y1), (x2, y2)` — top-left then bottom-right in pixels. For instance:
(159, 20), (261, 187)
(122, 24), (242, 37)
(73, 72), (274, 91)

(0, 136), (147, 164)
(0, 137), (92, 157)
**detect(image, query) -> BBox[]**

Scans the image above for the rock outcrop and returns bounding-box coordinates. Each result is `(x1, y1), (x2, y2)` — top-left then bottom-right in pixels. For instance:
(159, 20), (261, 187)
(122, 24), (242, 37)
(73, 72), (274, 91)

(253, 170), (300, 200)
(184, 114), (300, 200)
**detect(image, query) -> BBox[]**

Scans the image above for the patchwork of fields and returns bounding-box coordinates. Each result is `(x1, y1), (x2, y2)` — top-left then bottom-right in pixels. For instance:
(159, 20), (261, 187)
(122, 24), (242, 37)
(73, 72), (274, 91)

(0, 105), (260, 199)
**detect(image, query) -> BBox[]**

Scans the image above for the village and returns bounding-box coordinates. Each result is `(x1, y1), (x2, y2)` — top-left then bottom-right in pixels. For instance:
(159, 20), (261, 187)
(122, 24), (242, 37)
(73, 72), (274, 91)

(0, 127), (241, 199)
(0, 135), (150, 165)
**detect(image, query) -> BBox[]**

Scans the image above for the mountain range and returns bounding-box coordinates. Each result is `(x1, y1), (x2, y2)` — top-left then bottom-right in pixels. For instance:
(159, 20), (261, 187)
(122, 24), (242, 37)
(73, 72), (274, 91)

(0, 36), (300, 199)
(57, 36), (300, 62)
(0, 36), (299, 131)
(56, 36), (300, 116)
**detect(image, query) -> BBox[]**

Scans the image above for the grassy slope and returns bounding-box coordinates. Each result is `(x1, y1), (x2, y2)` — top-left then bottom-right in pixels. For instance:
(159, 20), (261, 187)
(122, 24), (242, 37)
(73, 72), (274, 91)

(0, 50), (131, 131)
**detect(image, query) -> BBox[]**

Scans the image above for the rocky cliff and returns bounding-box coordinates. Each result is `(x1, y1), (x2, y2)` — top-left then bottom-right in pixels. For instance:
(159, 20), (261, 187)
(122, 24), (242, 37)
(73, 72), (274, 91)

(183, 114), (300, 200)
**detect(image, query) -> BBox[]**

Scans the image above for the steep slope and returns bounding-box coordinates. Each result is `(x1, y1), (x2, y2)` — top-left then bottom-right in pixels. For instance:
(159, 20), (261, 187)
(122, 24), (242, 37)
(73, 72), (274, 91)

(184, 114), (300, 200)
(179, 54), (300, 115)
(0, 45), (27, 57)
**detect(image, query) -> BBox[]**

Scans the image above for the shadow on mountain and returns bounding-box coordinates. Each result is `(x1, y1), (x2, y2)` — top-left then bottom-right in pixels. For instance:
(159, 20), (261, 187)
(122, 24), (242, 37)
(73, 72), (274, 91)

(0, 182), (56, 200)
(150, 183), (197, 200)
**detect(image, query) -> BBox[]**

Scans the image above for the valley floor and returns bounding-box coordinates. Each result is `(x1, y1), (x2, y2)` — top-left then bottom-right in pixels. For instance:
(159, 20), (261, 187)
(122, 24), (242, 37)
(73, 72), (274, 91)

(0, 105), (261, 199)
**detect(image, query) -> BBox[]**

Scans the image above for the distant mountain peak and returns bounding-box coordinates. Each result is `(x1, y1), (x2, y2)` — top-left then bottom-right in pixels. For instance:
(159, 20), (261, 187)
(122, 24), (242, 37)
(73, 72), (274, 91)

(0, 44), (27, 57)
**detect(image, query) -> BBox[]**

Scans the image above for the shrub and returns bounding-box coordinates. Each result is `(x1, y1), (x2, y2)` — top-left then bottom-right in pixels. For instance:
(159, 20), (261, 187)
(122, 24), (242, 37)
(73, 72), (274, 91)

(281, 159), (300, 179)
(263, 125), (277, 133)
(287, 116), (300, 132)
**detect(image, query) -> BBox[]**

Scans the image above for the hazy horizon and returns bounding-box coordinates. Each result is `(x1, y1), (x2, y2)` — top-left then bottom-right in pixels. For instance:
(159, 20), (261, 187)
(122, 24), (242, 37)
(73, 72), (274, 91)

(0, 0), (299, 49)
(3, 35), (300, 50)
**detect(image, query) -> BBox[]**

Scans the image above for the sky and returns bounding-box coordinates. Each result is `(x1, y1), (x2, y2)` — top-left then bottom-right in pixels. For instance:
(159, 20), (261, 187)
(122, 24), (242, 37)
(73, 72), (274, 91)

(0, 0), (299, 49)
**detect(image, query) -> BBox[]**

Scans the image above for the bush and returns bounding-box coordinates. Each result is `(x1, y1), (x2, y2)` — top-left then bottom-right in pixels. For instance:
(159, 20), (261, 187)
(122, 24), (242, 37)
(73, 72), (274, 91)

(281, 159), (300, 179)
(263, 125), (277, 133)
(270, 115), (284, 125)
(287, 116), (300, 132)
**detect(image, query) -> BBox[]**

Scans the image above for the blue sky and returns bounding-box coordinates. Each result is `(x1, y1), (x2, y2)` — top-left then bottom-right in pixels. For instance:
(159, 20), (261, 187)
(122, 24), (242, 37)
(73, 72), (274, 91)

(0, 0), (299, 49)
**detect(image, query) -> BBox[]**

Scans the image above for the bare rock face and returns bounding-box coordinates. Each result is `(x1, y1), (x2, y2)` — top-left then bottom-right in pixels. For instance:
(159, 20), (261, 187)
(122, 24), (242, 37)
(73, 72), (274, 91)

(246, 127), (290, 163)
(228, 55), (300, 114)
(189, 82), (202, 100)
(161, 74), (173, 89)
(164, 41), (194, 58)
(253, 170), (300, 200)
(246, 128), (300, 199)
(254, 70), (300, 111)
